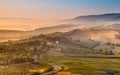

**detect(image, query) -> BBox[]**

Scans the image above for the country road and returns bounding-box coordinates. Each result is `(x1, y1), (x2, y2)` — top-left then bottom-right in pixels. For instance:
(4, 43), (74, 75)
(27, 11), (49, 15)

(41, 63), (62, 75)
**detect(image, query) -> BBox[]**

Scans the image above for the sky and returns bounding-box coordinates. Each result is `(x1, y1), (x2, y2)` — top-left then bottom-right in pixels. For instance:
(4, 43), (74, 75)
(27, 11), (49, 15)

(0, 0), (120, 30)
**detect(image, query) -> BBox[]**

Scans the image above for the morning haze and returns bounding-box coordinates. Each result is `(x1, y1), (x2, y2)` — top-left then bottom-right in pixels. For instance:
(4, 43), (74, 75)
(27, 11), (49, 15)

(1, 0), (120, 30)
(1, 0), (120, 75)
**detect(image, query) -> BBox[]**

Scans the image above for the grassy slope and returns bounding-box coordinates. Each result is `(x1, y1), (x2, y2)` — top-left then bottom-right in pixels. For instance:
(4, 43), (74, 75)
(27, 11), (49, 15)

(54, 56), (120, 75)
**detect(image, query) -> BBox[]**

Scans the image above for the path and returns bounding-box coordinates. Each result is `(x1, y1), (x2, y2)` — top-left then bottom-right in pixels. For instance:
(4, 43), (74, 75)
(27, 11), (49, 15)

(41, 63), (62, 75)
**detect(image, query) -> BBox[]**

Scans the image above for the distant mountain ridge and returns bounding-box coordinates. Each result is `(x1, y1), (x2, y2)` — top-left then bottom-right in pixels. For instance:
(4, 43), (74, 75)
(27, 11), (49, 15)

(74, 13), (120, 22)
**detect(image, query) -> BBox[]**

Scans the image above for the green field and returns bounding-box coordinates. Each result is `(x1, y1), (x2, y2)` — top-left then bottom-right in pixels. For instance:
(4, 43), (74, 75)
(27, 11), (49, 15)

(54, 56), (120, 75)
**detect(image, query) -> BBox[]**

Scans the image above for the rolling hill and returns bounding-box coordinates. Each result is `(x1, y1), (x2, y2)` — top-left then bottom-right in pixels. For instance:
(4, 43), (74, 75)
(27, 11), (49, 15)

(73, 13), (120, 22)
(1, 13), (120, 43)
(1, 23), (120, 44)
(65, 29), (120, 44)
(0, 24), (76, 42)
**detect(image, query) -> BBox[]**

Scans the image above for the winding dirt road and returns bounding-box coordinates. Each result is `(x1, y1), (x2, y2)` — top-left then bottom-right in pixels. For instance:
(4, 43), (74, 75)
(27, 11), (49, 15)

(41, 63), (62, 75)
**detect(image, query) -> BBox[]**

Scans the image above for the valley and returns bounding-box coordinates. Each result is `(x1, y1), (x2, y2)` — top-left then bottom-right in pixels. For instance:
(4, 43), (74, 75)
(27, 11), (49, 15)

(1, 13), (120, 75)
(0, 26), (120, 75)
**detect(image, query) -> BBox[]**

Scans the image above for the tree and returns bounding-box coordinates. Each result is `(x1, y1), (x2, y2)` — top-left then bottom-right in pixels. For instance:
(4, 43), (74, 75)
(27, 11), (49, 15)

(102, 50), (109, 55)
(0, 46), (5, 52)
(109, 50), (114, 55)
(106, 42), (112, 45)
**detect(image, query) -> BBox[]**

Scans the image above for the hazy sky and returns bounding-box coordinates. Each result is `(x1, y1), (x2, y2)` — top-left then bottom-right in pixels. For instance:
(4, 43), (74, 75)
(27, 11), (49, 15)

(0, 0), (120, 30)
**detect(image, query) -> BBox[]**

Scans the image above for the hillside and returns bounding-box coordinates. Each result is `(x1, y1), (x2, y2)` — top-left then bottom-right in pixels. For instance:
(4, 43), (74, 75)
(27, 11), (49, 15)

(1, 13), (120, 42)
(65, 29), (120, 43)
(0, 24), (77, 42)
(0, 31), (103, 57)
(0, 30), (26, 42)
(74, 13), (120, 22)
(1, 29), (119, 57)
(0, 28), (120, 75)
(0, 27), (120, 75)
(1, 24), (120, 43)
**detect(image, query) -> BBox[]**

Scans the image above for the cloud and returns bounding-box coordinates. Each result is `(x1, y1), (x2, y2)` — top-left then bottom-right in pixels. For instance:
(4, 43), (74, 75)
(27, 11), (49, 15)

(0, 17), (39, 21)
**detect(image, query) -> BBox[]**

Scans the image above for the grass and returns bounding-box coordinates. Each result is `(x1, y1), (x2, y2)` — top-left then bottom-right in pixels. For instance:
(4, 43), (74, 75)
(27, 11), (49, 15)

(0, 56), (120, 75)
(0, 68), (27, 75)
(54, 56), (120, 75)
(0, 62), (53, 75)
